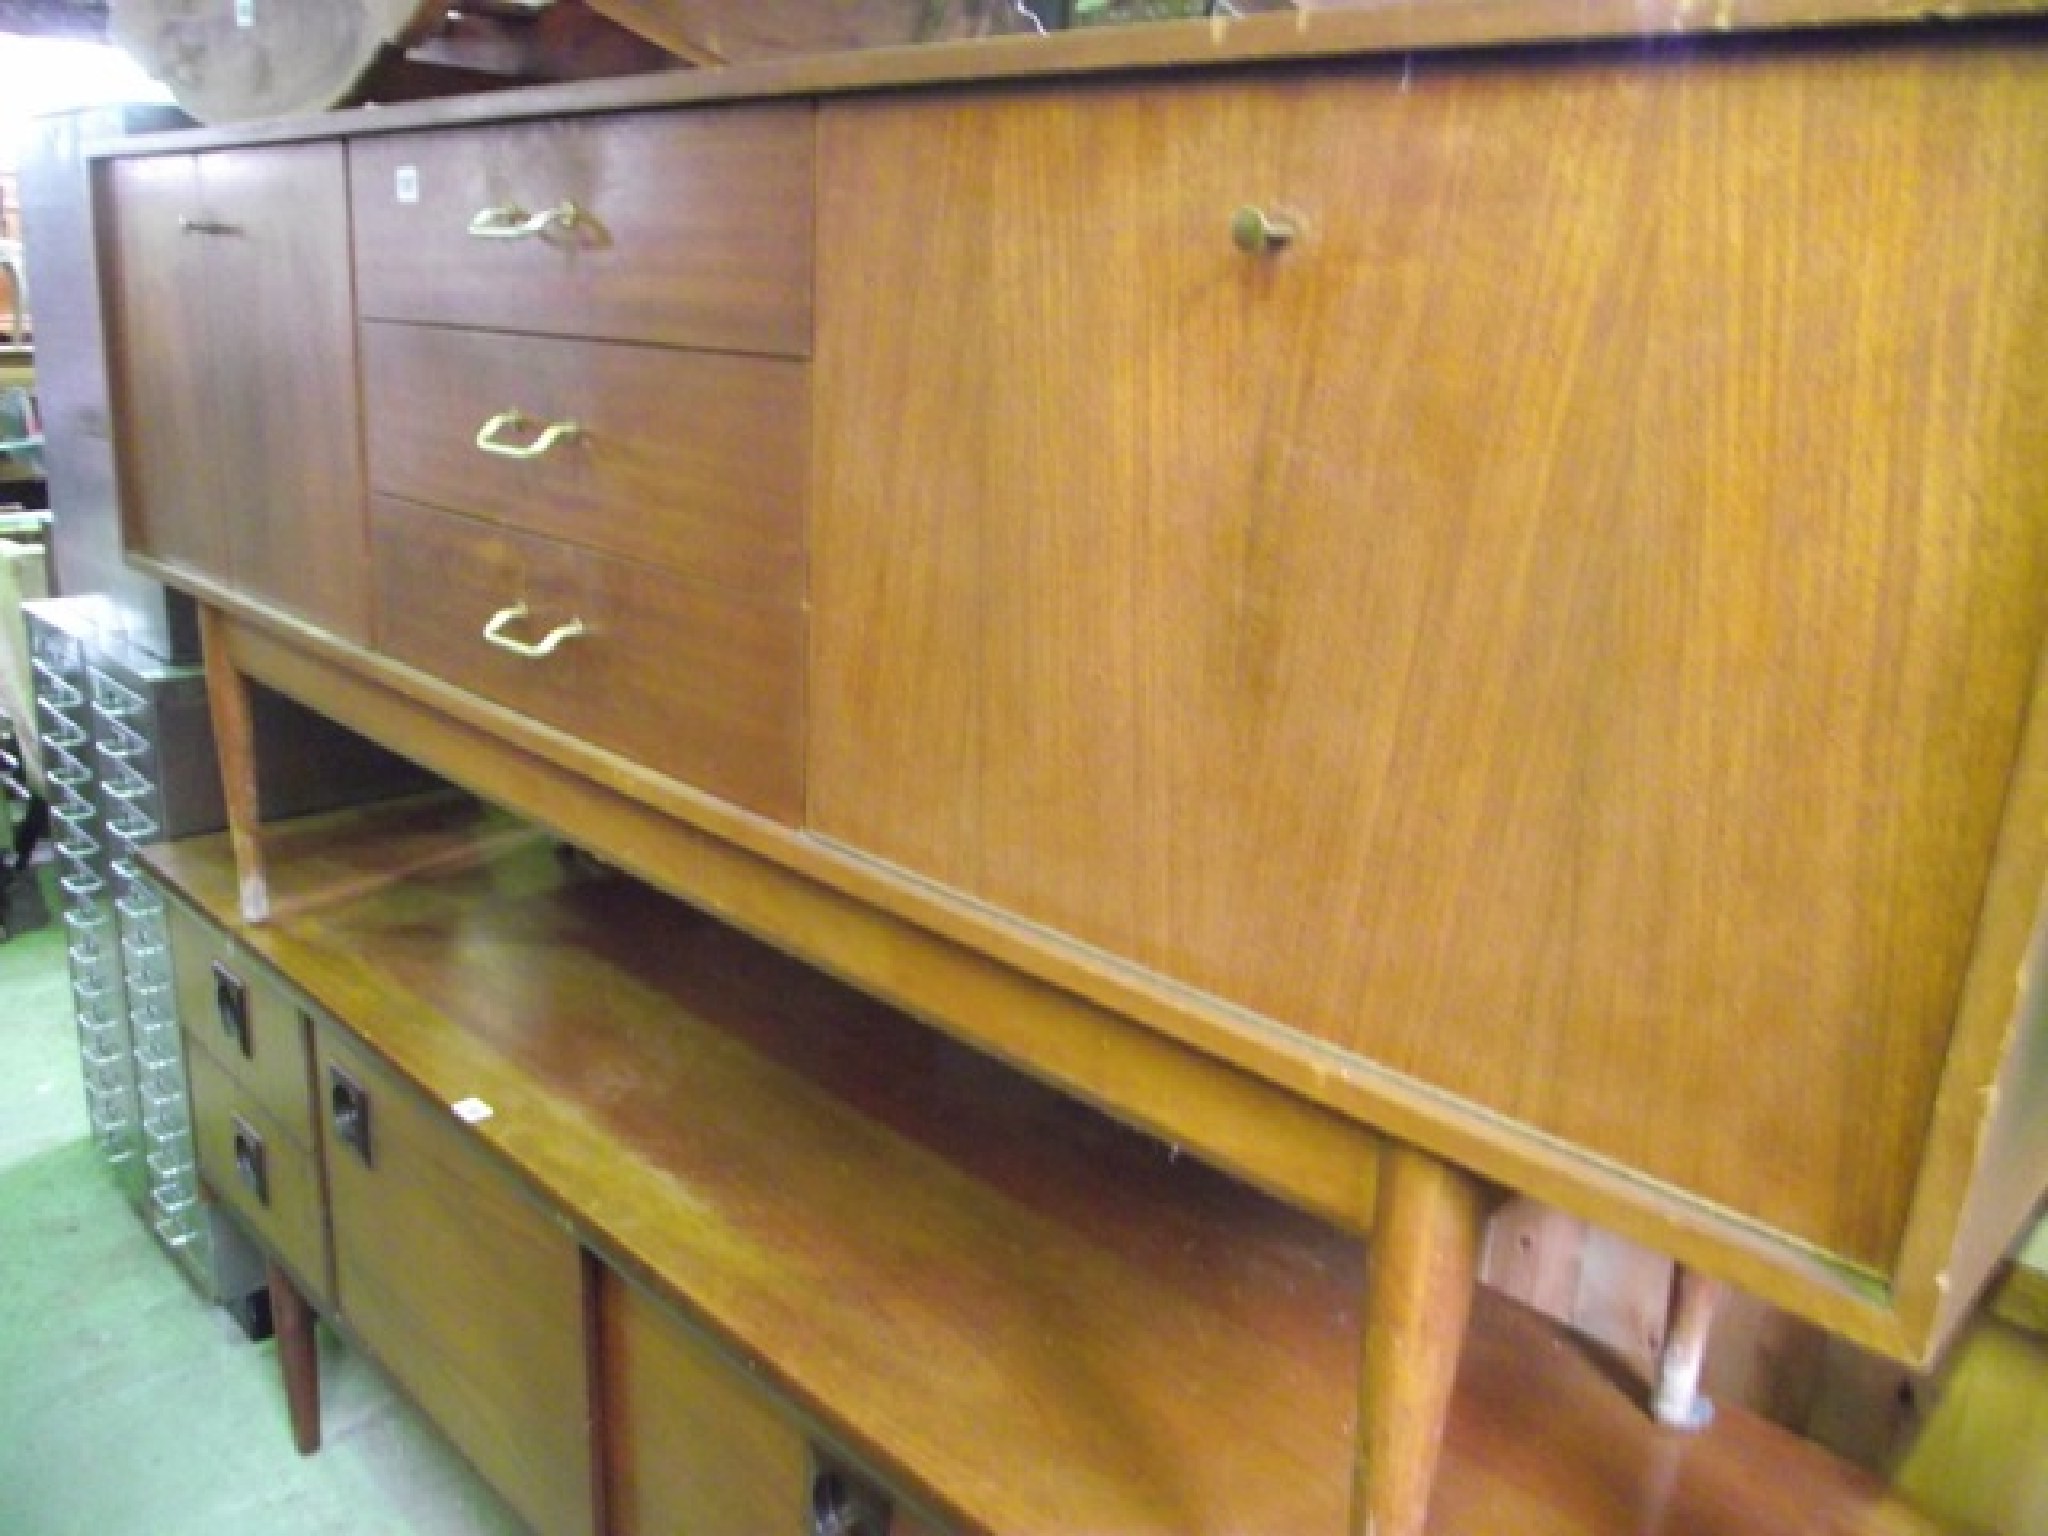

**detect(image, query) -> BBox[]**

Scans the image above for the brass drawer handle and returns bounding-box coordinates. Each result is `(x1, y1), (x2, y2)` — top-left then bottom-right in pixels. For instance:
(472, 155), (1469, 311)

(1230, 205), (1300, 256)
(466, 200), (581, 241)
(482, 602), (587, 660)
(474, 409), (581, 460)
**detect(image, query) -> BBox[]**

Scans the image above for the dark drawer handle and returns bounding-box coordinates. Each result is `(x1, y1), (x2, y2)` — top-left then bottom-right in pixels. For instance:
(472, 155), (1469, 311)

(213, 960), (251, 1059)
(810, 1461), (892, 1536)
(328, 1065), (372, 1168)
(231, 1115), (268, 1206)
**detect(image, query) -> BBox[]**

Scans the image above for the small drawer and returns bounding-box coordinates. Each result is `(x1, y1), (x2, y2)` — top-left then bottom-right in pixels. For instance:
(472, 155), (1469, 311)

(168, 902), (318, 1150)
(371, 496), (804, 824)
(350, 105), (814, 356)
(361, 322), (806, 599)
(187, 1047), (330, 1307)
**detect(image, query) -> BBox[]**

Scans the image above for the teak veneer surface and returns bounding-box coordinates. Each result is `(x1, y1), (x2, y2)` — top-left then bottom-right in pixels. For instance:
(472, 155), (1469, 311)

(811, 38), (2048, 1275)
(141, 798), (1958, 1535)
(101, 143), (370, 642)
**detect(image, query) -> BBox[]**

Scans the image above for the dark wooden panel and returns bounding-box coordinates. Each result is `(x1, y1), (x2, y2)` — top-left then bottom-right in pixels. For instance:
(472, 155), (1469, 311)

(316, 1022), (594, 1536)
(361, 321), (806, 598)
(99, 152), (226, 583)
(600, 1269), (811, 1536)
(372, 495), (805, 823)
(170, 902), (317, 1149)
(187, 1046), (331, 1308)
(195, 143), (370, 641)
(99, 144), (369, 639)
(349, 105), (814, 356)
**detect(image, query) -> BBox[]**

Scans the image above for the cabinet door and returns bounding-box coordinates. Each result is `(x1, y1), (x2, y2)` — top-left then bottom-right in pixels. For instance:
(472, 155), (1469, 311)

(194, 144), (370, 641)
(317, 1028), (594, 1536)
(100, 144), (368, 639)
(811, 56), (2048, 1269)
(102, 152), (227, 583)
(601, 1269), (810, 1536)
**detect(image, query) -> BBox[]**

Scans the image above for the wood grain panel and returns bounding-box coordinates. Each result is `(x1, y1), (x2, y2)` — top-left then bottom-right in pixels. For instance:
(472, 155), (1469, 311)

(99, 153), (227, 583)
(600, 1269), (811, 1536)
(316, 1023), (594, 1536)
(372, 495), (805, 822)
(197, 144), (370, 640)
(810, 45), (2048, 1267)
(169, 902), (318, 1149)
(101, 146), (369, 639)
(186, 1046), (331, 1308)
(349, 105), (814, 355)
(361, 321), (807, 597)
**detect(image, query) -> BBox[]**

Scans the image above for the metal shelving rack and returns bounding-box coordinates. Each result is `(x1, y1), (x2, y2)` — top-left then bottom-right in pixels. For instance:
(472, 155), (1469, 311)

(94, 664), (208, 1256)
(33, 624), (143, 1189)
(25, 600), (261, 1300)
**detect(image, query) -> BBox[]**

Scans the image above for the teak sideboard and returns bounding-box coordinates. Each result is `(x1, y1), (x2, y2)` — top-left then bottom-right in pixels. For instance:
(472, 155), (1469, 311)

(88, 6), (2048, 1532)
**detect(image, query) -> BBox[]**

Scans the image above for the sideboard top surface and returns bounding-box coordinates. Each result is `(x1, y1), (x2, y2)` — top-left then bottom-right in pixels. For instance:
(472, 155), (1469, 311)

(83, 0), (2048, 153)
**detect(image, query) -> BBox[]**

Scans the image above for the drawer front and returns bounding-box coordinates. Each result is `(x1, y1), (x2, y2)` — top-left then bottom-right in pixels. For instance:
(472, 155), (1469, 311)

(372, 496), (805, 823)
(350, 106), (814, 356)
(316, 1026), (593, 1536)
(361, 321), (806, 598)
(601, 1270), (955, 1536)
(188, 1047), (330, 1307)
(169, 902), (317, 1150)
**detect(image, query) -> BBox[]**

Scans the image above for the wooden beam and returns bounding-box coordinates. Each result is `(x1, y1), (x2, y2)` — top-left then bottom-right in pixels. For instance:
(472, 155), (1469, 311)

(198, 602), (269, 923)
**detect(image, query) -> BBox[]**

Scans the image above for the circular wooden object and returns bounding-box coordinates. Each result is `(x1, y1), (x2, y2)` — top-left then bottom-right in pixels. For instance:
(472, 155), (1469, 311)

(111, 0), (444, 124)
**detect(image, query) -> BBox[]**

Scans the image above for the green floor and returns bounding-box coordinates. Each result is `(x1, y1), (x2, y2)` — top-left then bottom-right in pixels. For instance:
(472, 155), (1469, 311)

(0, 867), (530, 1536)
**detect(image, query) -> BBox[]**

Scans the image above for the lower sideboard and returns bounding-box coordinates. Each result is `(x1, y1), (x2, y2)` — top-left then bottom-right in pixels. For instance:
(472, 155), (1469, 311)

(144, 793), (1958, 1535)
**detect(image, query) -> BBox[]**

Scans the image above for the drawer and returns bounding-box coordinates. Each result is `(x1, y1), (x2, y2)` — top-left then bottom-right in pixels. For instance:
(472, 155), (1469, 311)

(169, 902), (317, 1150)
(601, 1269), (954, 1536)
(371, 496), (804, 823)
(316, 1025), (592, 1536)
(361, 321), (806, 598)
(188, 1046), (330, 1307)
(350, 106), (813, 356)
(601, 1269), (809, 1536)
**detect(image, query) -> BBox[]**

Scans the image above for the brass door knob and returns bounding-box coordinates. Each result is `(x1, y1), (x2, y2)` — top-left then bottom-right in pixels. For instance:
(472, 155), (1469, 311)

(1230, 205), (1299, 255)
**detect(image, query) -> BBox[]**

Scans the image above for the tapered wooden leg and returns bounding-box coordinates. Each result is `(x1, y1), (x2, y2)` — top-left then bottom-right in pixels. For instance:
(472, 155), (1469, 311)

(267, 1258), (322, 1455)
(1652, 1265), (1724, 1431)
(1353, 1143), (1487, 1536)
(198, 605), (269, 923)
